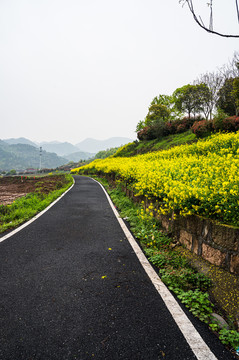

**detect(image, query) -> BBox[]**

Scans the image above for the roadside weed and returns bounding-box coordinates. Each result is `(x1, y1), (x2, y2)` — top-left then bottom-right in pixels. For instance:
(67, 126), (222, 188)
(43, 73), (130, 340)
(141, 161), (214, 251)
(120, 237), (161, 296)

(178, 289), (213, 323)
(219, 328), (239, 349)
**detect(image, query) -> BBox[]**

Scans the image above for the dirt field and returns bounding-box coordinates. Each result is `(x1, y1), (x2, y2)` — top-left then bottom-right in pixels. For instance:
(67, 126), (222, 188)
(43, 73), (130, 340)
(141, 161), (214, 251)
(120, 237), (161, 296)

(0, 175), (68, 205)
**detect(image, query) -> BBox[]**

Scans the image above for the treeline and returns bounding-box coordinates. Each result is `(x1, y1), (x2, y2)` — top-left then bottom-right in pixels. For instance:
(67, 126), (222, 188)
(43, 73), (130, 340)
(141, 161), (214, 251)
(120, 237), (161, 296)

(137, 52), (239, 139)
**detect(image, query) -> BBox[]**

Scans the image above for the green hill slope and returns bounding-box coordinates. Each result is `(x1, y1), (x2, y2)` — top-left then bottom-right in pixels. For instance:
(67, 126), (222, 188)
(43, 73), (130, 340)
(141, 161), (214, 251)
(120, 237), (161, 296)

(113, 131), (197, 157)
(0, 142), (67, 171)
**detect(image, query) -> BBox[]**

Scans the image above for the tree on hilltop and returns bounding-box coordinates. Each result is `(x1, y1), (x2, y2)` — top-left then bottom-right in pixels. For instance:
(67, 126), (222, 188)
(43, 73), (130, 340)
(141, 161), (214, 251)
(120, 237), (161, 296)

(173, 84), (211, 119)
(194, 72), (223, 120)
(217, 78), (238, 116)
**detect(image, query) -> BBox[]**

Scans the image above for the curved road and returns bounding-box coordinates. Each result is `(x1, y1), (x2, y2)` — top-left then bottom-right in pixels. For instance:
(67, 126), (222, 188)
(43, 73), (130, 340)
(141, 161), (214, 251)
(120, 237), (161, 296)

(0, 176), (236, 360)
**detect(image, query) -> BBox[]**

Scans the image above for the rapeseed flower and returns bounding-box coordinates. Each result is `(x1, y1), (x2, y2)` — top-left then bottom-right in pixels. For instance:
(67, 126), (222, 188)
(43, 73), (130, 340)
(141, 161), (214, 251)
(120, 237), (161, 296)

(72, 132), (239, 226)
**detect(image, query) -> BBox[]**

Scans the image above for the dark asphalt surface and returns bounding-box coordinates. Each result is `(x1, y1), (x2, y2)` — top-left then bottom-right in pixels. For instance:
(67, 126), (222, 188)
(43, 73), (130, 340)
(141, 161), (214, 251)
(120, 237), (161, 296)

(0, 176), (237, 360)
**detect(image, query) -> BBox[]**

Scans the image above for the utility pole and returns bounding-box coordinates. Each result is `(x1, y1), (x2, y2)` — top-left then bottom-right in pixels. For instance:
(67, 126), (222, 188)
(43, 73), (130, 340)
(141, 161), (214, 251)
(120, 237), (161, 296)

(39, 146), (42, 172)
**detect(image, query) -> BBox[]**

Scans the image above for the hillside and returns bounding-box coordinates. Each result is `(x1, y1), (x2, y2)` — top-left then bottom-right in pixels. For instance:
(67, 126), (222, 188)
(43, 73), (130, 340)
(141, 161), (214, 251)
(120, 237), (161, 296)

(0, 142), (67, 171)
(113, 131), (197, 157)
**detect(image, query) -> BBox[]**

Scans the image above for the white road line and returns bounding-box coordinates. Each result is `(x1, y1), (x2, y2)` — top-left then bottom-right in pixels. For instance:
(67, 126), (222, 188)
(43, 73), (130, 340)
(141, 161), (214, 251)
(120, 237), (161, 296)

(94, 178), (218, 360)
(0, 179), (75, 243)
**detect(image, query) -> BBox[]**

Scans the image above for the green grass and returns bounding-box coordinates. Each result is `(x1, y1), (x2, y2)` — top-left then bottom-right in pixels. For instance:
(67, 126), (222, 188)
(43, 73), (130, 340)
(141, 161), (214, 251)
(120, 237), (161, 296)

(114, 131), (197, 157)
(151, 131), (196, 151)
(0, 174), (73, 233)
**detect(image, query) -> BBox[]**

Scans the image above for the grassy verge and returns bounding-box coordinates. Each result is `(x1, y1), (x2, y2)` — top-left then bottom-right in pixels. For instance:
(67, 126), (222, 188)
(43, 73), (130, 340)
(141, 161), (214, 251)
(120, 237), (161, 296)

(94, 175), (239, 354)
(0, 174), (73, 233)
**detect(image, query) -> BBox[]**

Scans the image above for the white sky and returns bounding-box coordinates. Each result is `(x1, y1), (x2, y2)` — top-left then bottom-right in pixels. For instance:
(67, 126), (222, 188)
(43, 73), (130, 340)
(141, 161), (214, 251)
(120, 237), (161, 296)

(0, 0), (238, 144)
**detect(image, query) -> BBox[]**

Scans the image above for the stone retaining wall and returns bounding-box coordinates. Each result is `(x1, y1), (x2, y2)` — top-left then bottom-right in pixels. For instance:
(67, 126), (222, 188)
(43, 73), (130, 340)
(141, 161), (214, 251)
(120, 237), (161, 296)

(159, 213), (239, 274)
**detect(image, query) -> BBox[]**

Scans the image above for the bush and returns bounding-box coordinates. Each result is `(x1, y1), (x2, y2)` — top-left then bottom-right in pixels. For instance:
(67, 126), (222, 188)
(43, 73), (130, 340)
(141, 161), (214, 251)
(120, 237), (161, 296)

(164, 117), (197, 136)
(164, 121), (177, 135)
(212, 112), (239, 133)
(138, 117), (202, 140)
(221, 116), (239, 132)
(151, 121), (166, 139)
(137, 126), (153, 141)
(176, 123), (188, 133)
(137, 121), (166, 140)
(213, 109), (228, 131)
(191, 120), (213, 138)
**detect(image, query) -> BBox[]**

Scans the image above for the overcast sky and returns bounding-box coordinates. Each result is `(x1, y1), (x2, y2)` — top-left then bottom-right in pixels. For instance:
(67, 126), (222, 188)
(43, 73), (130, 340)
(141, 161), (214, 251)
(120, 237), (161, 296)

(0, 0), (238, 144)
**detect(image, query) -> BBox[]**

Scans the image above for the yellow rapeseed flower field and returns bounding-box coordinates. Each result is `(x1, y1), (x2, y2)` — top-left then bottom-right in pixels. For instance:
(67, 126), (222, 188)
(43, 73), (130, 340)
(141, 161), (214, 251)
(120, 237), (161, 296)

(72, 132), (239, 226)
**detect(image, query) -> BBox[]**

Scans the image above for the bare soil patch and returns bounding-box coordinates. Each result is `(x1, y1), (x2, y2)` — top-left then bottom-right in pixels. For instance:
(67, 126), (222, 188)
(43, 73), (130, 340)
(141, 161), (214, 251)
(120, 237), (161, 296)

(0, 175), (68, 205)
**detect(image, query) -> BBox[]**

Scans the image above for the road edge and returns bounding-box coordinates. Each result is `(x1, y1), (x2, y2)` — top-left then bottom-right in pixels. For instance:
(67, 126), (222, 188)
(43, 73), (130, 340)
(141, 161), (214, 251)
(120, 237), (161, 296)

(0, 178), (75, 243)
(93, 177), (218, 360)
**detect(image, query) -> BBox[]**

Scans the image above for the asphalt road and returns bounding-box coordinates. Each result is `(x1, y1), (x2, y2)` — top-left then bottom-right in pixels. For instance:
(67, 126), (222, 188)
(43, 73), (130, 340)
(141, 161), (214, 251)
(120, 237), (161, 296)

(0, 176), (237, 360)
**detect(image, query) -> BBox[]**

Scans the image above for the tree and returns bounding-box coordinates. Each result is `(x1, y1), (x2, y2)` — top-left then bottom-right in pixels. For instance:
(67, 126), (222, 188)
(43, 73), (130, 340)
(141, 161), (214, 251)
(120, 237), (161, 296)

(174, 84), (212, 119)
(232, 77), (239, 115)
(173, 84), (198, 119)
(135, 120), (145, 132)
(145, 104), (170, 126)
(8, 169), (16, 175)
(194, 72), (223, 120)
(193, 83), (211, 119)
(216, 53), (239, 116)
(217, 78), (238, 116)
(143, 103), (170, 139)
(219, 52), (239, 80)
(151, 94), (172, 107)
(135, 94), (172, 134)
(180, 0), (239, 38)
(150, 94), (182, 120)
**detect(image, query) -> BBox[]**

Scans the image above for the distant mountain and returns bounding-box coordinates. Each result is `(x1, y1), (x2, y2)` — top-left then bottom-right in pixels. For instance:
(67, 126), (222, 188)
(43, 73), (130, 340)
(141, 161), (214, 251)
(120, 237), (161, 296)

(4, 137), (37, 148)
(39, 142), (79, 156)
(0, 139), (8, 148)
(40, 141), (62, 145)
(75, 137), (133, 153)
(1, 136), (134, 164)
(0, 142), (67, 171)
(64, 151), (95, 162)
